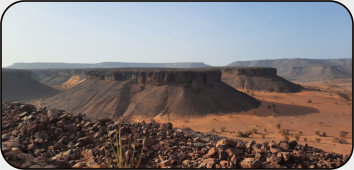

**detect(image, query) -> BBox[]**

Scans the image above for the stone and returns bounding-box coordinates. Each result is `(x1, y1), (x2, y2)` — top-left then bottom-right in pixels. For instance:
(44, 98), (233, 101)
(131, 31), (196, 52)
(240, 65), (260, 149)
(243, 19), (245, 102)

(77, 136), (94, 145)
(198, 158), (215, 168)
(47, 109), (60, 121)
(193, 142), (205, 148)
(240, 158), (261, 168)
(182, 159), (191, 168)
(73, 162), (85, 168)
(205, 147), (217, 158)
(267, 154), (281, 165)
(279, 141), (289, 151)
(160, 122), (173, 131)
(220, 160), (231, 168)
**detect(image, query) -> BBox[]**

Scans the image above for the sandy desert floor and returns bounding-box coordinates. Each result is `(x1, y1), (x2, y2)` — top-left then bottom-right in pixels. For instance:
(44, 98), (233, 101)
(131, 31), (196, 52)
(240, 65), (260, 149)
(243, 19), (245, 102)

(154, 78), (352, 155)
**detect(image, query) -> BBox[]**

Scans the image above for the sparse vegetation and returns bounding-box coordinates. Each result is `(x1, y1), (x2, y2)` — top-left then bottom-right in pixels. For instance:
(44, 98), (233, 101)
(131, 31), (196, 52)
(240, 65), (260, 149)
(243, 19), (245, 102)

(315, 130), (321, 136)
(315, 138), (321, 143)
(333, 137), (348, 144)
(211, 128), (216, 133)
(104, 128), (146, 168)
(279, 129), (290, 136)
(295, 134), (300, 141)
(276, 123), (281, 129)
(220, 126), (226, 132)
(304, 137), (308, 142)
(339, 131), (349, 138)
(251, 128), (257, 134)
(283, 135), (289, 141)
(308, 99), (312, 103)
(322, 132), (327, 137)
(237, 130), (253, 138)
(264, 128), (267, 133)
(262, 134), (266, 138)
(267, 105), (271, 109)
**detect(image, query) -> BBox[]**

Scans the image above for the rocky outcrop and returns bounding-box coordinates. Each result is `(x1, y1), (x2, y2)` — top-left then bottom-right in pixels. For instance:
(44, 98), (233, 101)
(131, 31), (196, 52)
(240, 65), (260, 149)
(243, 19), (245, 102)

(2, 102), (349, 168)
(35, 68), (260, 120)
(221, 67), (303, 93)
(86, 68), (221, 85)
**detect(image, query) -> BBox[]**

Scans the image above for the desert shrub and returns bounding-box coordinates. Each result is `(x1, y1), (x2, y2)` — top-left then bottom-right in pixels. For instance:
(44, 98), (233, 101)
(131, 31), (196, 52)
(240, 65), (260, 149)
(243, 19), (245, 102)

(267, 105), (272, 109)
(295, 134), (300, 141)
(237, 130), (252, 138)
(340, 131), (349, 138)
(220, 126), (226, 132)
(279, 129), (290, 136)
(276, 123), (281, 129)
(315, 138), (321, 143)
(264, 128), (267, 133)
(150, 118), (156, 124)
(308, 99), (312, 103)
(251, 128), (257, 134)
(333, 137), (348, 144)
(304, 137), (308, 142)
(322, 132), (327, 137)
(262, 134), (266, 138)
(298, 131), (303, 135)
(104, 128), (146, 168)
(315, 130), (321, 136)
(211, 128), (216, 133)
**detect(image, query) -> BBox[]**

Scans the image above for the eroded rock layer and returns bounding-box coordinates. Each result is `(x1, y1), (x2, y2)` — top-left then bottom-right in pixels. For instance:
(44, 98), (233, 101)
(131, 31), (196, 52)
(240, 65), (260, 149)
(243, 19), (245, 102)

(221, 67), (303, 93)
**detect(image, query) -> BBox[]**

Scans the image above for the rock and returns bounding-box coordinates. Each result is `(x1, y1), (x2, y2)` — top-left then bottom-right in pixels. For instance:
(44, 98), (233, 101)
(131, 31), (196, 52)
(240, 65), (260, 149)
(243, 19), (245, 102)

(240, 158), (261, 168)
(160, 122), (173, 131)
(281, 152), (291, 162)
(159, 160), (171, 168)
(193, 142), (205, 148)
(73, 162), (85, 168)
(2, 134), (9, 141)
(63, 124), (77, 133)
(219, 160), (231, 168)
(10, 147), (22, 160)
(198, 158), (215, 168)
(279, 141), (289, 151)
(216, 138), (238, 147)
(267, 154), (281, 165)
(205, 147), (217, 158)
(182, 159), (191, 168)
(218, 149), (228, 160)
(144, 137), (154, 147)
(288, 140), (298, 150)
(47, 109), (60, 121)
(77, 136), (94, 146)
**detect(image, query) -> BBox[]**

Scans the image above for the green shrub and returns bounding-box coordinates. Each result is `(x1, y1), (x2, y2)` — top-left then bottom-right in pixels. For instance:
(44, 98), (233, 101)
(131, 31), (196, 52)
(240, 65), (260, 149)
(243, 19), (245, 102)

(333, 137), (348, 144)
(315, 138), (321, 143)
(308, 99), (312, 103)
(251, 128), (257, 134)
(276, 123), (281, 129)
(315, 130), (321, 136)
(340, 131), (349, 138)
(220, 127), (226, 132)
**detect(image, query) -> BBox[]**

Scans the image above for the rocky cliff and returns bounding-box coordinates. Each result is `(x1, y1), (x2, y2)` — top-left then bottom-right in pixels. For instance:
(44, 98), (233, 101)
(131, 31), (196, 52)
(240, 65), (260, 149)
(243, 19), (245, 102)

(221, 67), (303, 93)
(34, 68), (260, 120)
(86, 68), (221, 85)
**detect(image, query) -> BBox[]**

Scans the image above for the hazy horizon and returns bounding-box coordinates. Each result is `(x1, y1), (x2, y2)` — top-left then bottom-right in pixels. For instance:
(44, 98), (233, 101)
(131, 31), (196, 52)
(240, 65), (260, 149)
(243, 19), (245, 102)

(2, 2), (352, 67)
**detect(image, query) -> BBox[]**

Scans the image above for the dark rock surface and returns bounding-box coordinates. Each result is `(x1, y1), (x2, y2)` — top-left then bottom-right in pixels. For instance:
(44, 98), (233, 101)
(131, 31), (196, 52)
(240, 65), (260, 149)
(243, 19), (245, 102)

(1, 102), (349, 168)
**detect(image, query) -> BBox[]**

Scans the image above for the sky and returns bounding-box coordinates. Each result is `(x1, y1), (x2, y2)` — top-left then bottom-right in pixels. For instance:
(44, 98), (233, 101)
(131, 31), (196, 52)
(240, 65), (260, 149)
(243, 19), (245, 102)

(1, 2), (352, 67)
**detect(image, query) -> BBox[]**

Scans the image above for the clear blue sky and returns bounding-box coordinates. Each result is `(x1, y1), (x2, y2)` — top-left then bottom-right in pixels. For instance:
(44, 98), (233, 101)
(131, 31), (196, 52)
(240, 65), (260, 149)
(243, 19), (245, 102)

(2, 2), (352, 67)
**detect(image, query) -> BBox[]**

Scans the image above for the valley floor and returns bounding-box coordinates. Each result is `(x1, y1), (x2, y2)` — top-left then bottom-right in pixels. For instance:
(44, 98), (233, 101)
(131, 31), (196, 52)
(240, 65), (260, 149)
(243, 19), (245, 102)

(154, 78), (353, 155)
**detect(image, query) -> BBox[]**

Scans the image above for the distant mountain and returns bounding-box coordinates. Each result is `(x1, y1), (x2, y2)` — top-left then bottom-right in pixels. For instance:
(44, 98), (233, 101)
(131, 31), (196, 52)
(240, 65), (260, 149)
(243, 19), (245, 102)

(7, 62), (210, 69)
(228, 58), (352, 82)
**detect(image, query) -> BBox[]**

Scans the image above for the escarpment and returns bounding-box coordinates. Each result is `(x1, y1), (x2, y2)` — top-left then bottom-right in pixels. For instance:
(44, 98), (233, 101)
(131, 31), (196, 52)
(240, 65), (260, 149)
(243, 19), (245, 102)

(86, 68), (221, 85)
(35, 68), (260, 121)
(221, 67), (303, 93)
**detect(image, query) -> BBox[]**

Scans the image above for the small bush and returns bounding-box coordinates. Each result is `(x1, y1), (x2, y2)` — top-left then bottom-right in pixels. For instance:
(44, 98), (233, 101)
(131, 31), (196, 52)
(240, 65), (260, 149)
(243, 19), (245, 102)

(237, 130), (252, 138)
(340, 131), (349, 138)
(262, 134), (266, 138)
(211, 128), (215, 133)
(315, 138), (321, 143)
(308, 99), (312, 103)
(333, 137), (348, 144)
(279, 129), (290, 136)
(295, 134), (300, 141)
(267, 105), (272, 109)
(276, 123), (281, 129)
(322, 132), (327, 137)
(298, 131), (303, 135)
(315, 130), (321, 136)
(264, 128), (267, 133)
(304, 137), (308, 142)
(220, 127), (226, 132)
(251, 128), (257, 134)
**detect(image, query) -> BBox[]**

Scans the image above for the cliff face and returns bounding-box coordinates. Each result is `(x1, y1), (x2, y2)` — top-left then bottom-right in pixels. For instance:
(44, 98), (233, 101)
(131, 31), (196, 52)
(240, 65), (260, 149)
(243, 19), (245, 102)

(34, 68), (260, 120)
(221, 67), (303, 93)
(86, 69), (221, 85)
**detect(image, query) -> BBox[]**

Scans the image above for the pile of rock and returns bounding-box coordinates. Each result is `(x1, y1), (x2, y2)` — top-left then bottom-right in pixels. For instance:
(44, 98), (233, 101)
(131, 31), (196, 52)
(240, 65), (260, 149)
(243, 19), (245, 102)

(1, 102), (349, 168)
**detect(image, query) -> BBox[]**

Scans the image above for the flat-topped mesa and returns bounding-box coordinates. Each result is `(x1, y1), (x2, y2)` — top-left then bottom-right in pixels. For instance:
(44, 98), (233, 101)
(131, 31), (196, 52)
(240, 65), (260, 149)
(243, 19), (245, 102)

(221, 67), (277, 76)
(86, 68), (222, 85)
(221, 67), (303, 93)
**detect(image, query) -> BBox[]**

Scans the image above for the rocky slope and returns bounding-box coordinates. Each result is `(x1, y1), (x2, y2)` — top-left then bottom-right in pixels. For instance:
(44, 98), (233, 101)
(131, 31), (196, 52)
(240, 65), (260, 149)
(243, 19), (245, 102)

(35, 68), (260, 121)
(2, 69), (59, 102)
(1, 102), (349, 168)
(221, 67), (303, 93)
(228, 58), (352, 82)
